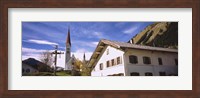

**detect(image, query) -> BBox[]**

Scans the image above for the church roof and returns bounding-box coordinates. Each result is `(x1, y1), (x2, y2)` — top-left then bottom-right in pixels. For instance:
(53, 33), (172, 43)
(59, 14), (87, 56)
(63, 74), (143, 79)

(66, 27), (71, 46)
(87, 39), (178, 67)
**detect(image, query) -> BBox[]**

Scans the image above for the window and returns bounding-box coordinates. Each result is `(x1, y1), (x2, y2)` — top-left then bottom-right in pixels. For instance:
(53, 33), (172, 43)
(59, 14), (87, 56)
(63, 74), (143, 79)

(106, 49), (109, 55)
(117, 57), (121, 64)
(26, 69), (30, 73)
(111, 59), (115, 66)
(158, 58), (163, 65)
(130, 72), (140, 76)
(145, 72), (153, 76)
(106, 61), (110, 67)
(143, 56), (151, 64)
(175, 59), (178, 66)
(99, 63), (103, 70)
(159, 72), (166, 76)
(129, 55), (138, 64)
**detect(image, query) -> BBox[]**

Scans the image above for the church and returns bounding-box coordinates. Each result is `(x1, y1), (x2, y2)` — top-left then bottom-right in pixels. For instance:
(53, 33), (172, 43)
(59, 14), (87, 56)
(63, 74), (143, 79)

(64, 27), (76, 71)
(63, 27), (87, 71)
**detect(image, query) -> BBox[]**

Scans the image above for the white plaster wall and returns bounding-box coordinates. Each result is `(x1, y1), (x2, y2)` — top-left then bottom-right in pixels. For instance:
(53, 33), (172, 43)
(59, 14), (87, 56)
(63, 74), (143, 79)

(91, 46), (125, 76)
(124, 49), (178, 76)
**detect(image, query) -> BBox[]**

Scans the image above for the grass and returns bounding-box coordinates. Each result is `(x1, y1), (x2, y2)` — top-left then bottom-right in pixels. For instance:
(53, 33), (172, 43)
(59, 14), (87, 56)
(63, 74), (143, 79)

(23, 71), (71, 76)
(56, 71), (71, 76)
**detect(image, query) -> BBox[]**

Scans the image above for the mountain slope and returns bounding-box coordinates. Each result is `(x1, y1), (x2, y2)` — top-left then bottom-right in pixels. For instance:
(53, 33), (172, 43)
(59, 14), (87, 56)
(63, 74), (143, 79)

(128, 22), (178, 49)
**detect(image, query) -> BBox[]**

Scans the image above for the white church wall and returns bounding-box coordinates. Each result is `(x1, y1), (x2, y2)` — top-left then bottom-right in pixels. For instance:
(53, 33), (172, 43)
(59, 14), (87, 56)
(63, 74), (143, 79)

(91, 46), (125, 76)
(52, 51), (92, 70)
(124, 49), (178, 76)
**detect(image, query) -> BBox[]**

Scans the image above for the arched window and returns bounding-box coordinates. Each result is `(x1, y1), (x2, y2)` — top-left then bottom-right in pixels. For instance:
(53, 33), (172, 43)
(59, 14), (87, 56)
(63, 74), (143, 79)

(129, 55), (138, 64)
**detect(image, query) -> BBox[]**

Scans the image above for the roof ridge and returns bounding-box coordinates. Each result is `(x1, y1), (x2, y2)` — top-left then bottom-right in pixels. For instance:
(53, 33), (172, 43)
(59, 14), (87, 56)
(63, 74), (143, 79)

(101, 39), (177, 51)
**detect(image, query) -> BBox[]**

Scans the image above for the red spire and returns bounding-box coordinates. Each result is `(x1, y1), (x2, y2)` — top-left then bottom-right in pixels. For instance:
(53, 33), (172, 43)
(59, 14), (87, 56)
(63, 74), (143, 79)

(66, 26), (71, 46)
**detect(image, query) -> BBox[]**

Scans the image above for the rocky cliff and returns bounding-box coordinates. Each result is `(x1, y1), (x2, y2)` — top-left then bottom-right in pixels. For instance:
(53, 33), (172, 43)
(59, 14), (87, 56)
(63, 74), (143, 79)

(128, 22), (178, 49)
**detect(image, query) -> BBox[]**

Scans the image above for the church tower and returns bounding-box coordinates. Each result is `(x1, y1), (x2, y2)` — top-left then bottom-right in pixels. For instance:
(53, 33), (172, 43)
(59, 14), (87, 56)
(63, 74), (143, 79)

(65, 27), (71, 70)
(83, 52), (86, 62)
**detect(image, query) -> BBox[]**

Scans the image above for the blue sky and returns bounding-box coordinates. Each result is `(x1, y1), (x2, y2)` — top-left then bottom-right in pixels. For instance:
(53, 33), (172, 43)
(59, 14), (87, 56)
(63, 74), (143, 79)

(22, 22), (154, 63)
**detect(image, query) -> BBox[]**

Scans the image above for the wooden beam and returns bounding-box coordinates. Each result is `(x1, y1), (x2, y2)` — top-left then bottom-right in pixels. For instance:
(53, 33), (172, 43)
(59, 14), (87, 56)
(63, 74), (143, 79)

(99, 46), (104, 48)
(96, 52), (101, 54)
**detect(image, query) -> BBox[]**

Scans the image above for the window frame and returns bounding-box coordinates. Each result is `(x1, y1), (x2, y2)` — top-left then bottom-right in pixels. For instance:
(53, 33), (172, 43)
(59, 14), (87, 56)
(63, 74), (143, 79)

(99, 63), (103, 70)
(117, 57), (121, 65)
(143, 56), (151, 64)
(130, 72), (140, 76)
(158, 57), (163, 65)
(129, 55), (138, 64)
(106, 61), (110, 67)
(111, 59), (115, 66)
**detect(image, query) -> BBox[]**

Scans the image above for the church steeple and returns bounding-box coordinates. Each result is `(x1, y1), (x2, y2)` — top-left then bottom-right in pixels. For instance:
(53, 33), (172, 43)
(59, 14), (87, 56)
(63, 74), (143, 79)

(66, 27), (71, 46)
(83, 52), (86, 61)
(65, 26), (72, 70)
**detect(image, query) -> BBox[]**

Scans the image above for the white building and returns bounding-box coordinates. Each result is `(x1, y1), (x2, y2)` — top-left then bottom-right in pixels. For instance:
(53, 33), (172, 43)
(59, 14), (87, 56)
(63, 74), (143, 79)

(88, 39), (178, 76)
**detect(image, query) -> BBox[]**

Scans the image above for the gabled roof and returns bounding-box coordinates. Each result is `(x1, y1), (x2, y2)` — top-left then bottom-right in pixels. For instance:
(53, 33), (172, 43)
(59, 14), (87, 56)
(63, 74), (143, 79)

(87, 39), (178, 67)
(66, 27), (71, 46)
(101, 39), (178, 53)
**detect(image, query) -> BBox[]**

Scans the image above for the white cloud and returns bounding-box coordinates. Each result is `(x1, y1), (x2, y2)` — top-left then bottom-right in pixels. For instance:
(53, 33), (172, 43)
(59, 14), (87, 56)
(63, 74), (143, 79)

(72, 52), (92, 61)
(22, 47), (55, 63)
(92, 42), (99, 46)
(73, 41), (99, 48)
(22, 47), (46, 53)
(22, 53), (41, 61)
(123, 26), (138, 34)
(24, 39), (58, 45)
(93, 32), (101, 36)
(93, 32), (105, 39)
(75, 48), (88, 53)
